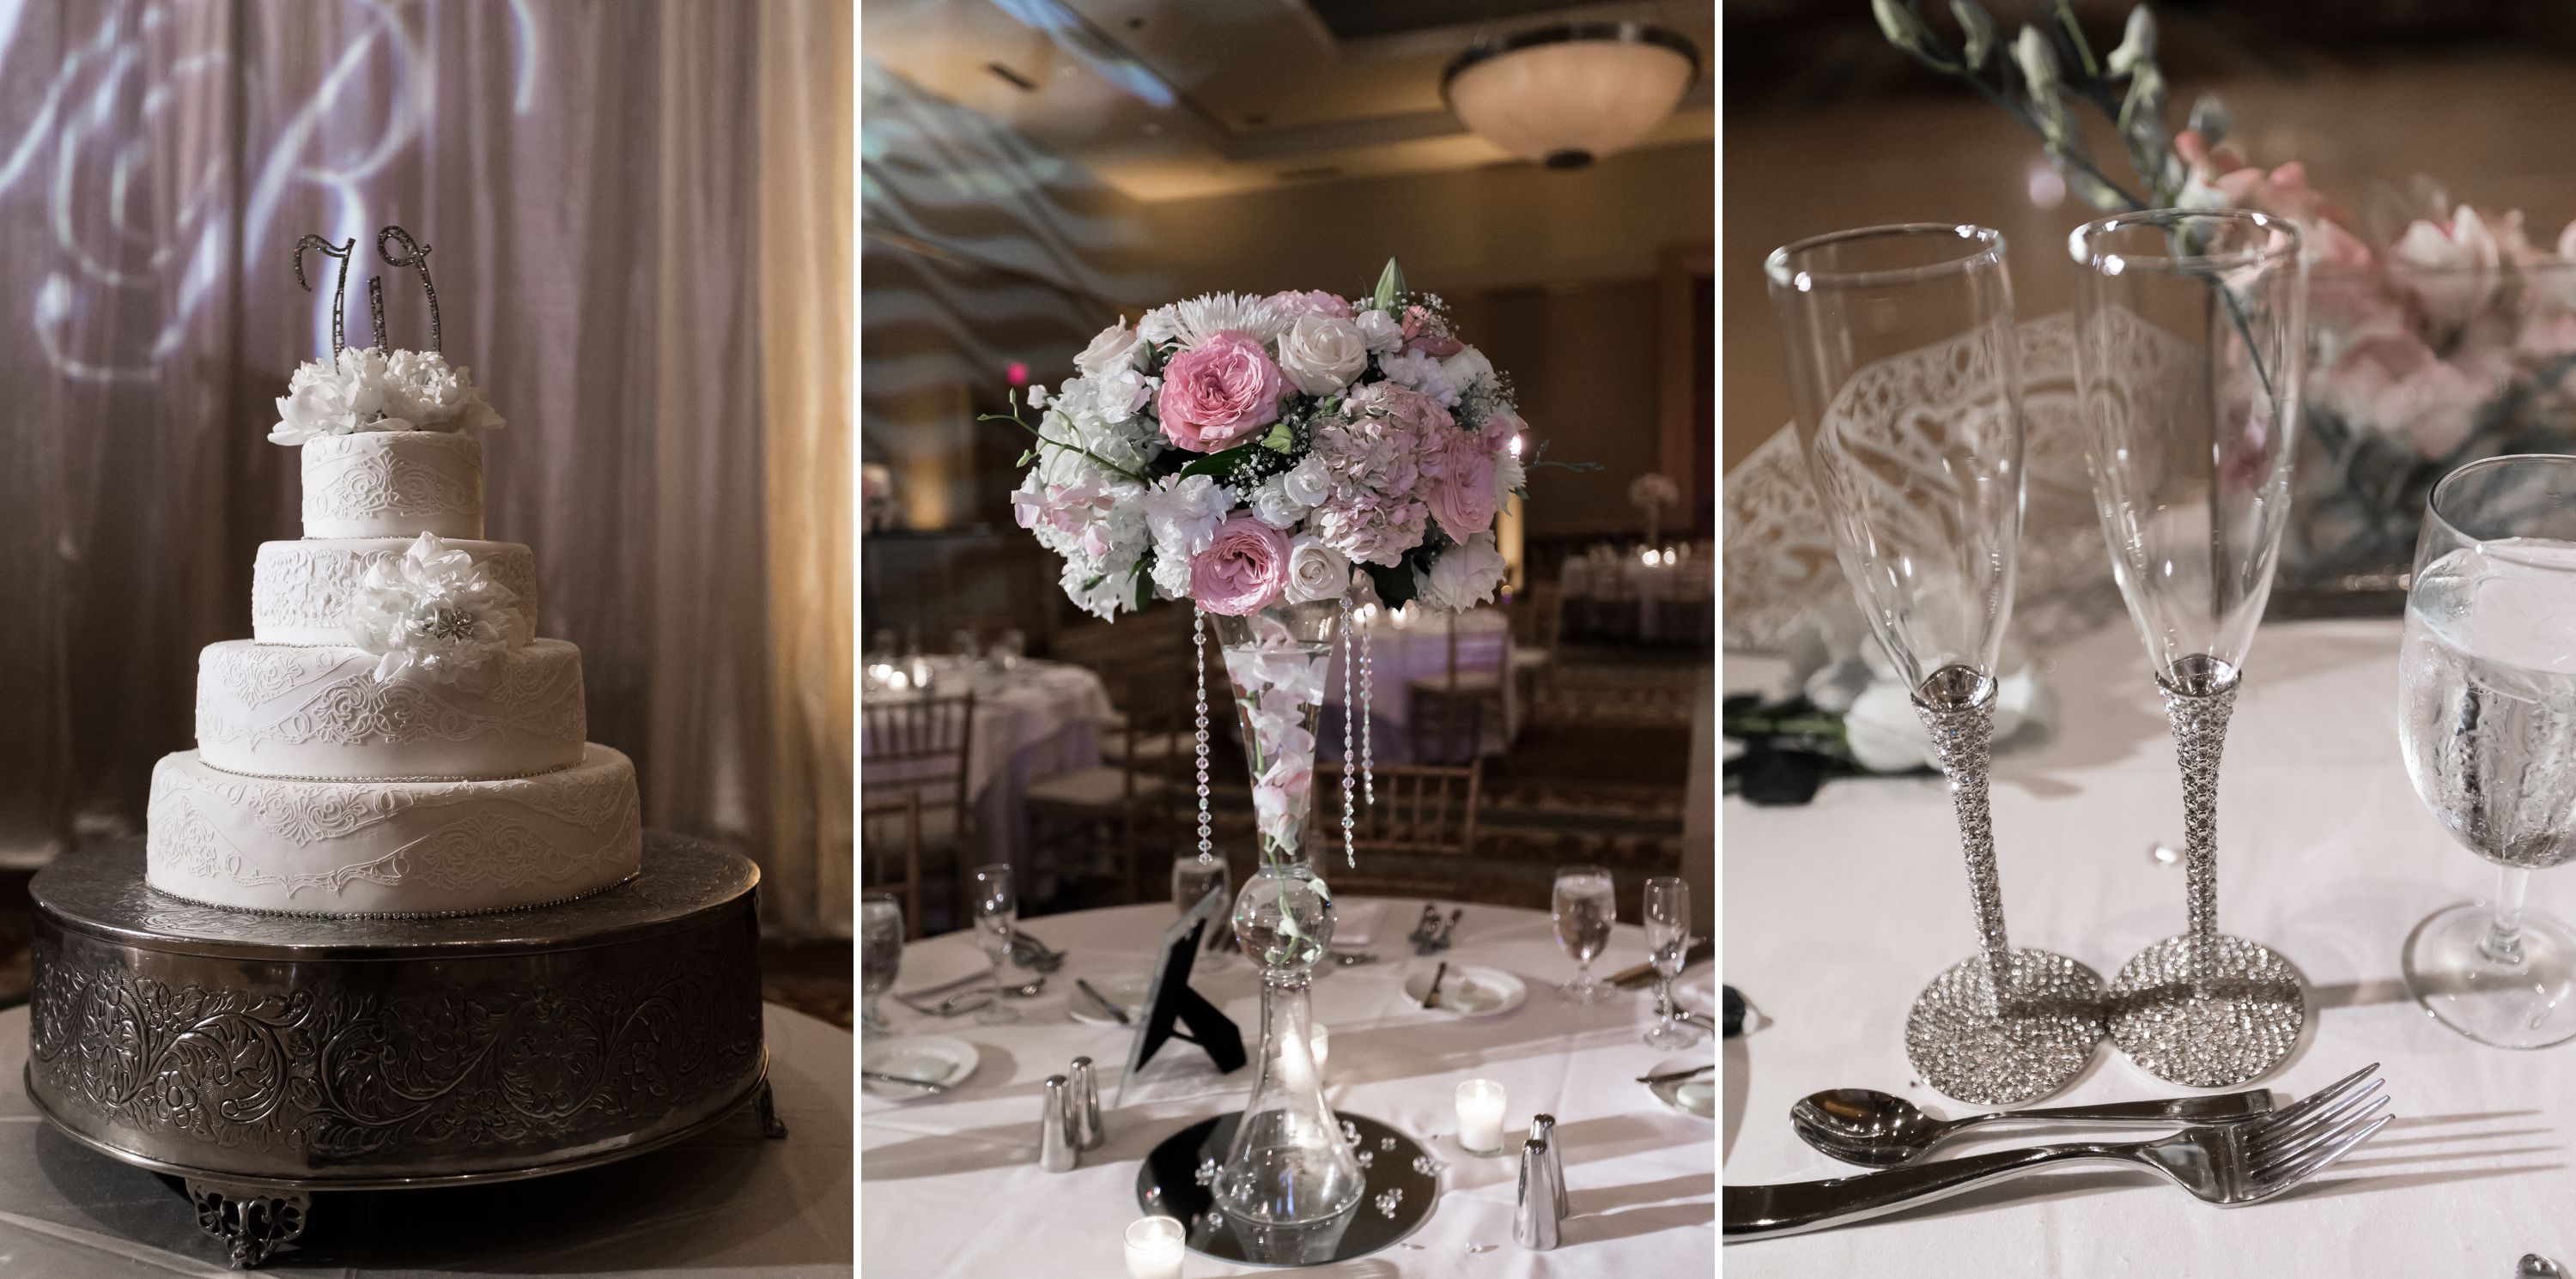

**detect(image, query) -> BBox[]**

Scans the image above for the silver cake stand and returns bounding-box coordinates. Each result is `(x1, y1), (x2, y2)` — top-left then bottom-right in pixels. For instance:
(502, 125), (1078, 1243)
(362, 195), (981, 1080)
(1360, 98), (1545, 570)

(22, 833), (782, 1269)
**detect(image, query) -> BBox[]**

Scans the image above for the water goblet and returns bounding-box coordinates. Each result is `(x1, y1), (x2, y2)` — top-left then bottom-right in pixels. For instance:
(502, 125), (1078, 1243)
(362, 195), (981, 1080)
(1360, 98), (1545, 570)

(2069, 209), (2311, 1086)
(970, 863), (1021, 1026)
(1552, 864), (1617, 1003)
(860, 894), (903, 1037)
(1765, 222), (2104, 1104)
(2398, 454), (2576, 1048)
(1642, 876), (1703, 1050)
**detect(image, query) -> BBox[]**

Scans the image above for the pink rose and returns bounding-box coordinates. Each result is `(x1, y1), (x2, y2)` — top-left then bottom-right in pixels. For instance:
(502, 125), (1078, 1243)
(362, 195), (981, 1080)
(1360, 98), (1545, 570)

(1426, 435), (1499, 541)
(1266, 289), (1352, 320)
(1190, 514), (1292, 615)
(1156, 331), (1285, 452)
(1400, 305), (1463, 357)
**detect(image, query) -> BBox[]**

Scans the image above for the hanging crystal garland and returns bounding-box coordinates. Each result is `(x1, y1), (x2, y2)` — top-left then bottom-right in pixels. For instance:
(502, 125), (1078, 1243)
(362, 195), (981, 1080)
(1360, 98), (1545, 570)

(1339, 598), (1358, 867)
(1358, 616), (1376, 805)
(1193, 607), (1213, 863)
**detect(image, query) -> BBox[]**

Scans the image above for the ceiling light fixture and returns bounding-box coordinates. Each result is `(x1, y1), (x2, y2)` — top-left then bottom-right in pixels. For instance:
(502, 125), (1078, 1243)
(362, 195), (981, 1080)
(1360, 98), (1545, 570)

(1441, 21), (1699, 170)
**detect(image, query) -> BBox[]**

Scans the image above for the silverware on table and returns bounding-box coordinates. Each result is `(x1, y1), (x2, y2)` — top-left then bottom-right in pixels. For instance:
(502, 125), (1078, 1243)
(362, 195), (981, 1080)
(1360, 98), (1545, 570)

(1724, 1064), (2388, 1241)
(1792, 1084), (2277, 1167)
(999, 975), (1048, 999)
(1420, 961), (1450, 1010)
(1327, 949), (1380, 967)
(1610, 938), (1713, 989)
(1408, 905), (1447, 955)
(1637, 1064), (1715, 1086)
(2523, 1256), (2566, 1278)
(895, 991), (987, 1018)
(1012, 930), (1066, 973)
(864, 1070), (954, 1094)
(1077, 979), (1132, 1026)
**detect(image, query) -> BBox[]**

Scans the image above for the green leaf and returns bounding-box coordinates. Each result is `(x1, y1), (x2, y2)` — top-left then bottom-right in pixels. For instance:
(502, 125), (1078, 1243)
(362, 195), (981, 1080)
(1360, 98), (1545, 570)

(1016, 449), (1036, 466)
(1178, 442), (1261, 481)
(1362, 560), (1416, 609)
(1370, 259), (1406, 311)
(1261, 422), (1293, 452)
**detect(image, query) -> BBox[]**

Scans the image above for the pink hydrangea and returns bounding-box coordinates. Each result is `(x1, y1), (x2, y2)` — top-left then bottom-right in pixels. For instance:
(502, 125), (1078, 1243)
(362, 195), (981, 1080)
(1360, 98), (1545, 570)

(1157, 331), (1284, 452)
(1307, 382), (1445, 566)
(1265, 289), (1353, 320)
(1190, 514), (1293, 615)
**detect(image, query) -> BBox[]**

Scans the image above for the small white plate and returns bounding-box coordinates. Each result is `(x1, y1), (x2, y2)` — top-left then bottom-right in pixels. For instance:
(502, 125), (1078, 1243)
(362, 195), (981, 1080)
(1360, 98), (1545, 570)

(1645, 1053), (1716, 1120)
(863, 1035), (980, 1100)
(894, 937), (991, 998)
(1401, 965), (1526, 1018)
(1066, 974), (1151, 1027)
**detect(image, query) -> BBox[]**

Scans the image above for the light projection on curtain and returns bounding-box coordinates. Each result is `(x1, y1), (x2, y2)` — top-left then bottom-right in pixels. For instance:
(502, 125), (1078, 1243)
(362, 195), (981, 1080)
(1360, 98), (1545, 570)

(0, 0), (539, 380)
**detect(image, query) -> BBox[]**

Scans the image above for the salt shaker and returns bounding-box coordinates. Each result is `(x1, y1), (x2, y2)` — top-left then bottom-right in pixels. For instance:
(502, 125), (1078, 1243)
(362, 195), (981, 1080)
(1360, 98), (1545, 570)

(1513, 1137), (1563, 1250)
(1039, 1075), (1078, 1173)
(1529, 1114), (1569, 1222)
(1069, 1056), (1105, 1150)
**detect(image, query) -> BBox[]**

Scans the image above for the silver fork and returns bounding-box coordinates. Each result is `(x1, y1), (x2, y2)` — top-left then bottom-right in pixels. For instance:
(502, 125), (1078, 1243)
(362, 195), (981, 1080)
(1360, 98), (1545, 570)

(1725, 1064), (2390, 1241)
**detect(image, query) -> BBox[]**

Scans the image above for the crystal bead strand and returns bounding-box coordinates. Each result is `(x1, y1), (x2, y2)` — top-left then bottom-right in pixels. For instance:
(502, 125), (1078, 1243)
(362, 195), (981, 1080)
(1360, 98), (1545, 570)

(1339, 598), (1358, 868)
(1358, 619), (1376, 805)
(1194, 608), (1213, 863)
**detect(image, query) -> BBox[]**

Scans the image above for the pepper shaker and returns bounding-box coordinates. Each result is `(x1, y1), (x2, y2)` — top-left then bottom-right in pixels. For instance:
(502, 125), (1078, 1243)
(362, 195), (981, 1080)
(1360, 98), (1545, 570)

(1068, 1057), (1105, 1150)
(1513, 1137), (1563, 1250)
(1038, 1075), (1078, 1172)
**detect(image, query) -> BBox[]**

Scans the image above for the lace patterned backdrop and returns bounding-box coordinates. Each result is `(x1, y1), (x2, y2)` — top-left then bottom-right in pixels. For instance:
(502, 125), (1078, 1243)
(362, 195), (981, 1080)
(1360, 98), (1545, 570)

(1724, 312), (2126, 657)
(0, 0), (854, 937)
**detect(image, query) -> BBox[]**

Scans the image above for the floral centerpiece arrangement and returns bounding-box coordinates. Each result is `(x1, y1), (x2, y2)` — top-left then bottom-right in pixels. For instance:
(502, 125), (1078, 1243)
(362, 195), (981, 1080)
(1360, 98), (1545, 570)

(1874, 0), (2576, 597)
(995, 260), (1528, 1231)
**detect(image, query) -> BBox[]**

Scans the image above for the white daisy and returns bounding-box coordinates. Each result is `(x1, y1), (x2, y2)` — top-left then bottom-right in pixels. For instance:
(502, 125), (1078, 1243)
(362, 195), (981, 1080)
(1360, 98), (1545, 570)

(1138, 292), (1290, 349)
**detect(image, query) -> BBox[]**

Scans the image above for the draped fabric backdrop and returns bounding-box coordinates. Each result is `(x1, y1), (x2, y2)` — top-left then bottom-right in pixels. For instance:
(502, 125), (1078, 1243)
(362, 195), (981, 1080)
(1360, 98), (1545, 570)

(0, 0), (855, 937)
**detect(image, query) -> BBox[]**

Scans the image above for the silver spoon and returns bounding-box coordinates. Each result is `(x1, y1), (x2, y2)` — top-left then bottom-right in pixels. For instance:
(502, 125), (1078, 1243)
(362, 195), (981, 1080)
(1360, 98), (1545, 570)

(1791, 1086), (2276, 1167)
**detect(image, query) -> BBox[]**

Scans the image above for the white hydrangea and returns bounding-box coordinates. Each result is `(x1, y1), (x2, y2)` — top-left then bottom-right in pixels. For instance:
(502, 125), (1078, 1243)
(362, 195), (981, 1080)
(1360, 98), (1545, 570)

(1378, 349), (1460, 407)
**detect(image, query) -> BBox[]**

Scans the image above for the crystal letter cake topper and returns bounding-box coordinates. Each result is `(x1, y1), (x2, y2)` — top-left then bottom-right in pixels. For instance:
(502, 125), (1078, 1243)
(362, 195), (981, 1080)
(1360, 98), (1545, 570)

(376, 226), (440, 353)
(292, 234), (356, 355)
(290, 226), (442, 354)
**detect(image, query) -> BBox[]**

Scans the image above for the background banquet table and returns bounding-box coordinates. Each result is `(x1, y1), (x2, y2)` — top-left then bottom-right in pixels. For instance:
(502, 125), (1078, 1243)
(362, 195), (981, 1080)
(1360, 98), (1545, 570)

(0, 1004), (852, 1276)
(861, 897), (1717, 1276)
(1724, 618), (2576, 1276)
(864, 658), (1113, 881)
(1324, 608), (1517, 764)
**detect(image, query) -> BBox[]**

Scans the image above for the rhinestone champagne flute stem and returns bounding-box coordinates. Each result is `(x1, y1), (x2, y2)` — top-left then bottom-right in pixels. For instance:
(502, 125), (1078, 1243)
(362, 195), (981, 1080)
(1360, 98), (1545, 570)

(1901, 670), (2105, 1106)
(2107, 657), (2308, 1087)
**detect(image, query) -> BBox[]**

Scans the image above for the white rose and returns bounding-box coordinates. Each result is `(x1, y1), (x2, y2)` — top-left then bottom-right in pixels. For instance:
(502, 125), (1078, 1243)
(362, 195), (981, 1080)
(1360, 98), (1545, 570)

(1412, 532), (1506, 611)
(1442, 344), (1494, 393)
(1844, 682), (1935, 773)
(1284, 536), (1351, 604)
(1075, 321), (1148, 379)
(1353, 309), (1403, 355)
(1283, 455), (1332, 507)
(1249, 474), (1308, 529)
(1276, 313), (1369, 397)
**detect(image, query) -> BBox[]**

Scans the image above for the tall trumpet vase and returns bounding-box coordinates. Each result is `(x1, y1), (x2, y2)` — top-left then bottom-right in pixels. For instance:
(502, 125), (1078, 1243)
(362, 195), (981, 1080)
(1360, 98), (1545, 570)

(2069, 209), (2312, 1086)
(1206, 599), (1364, 1226)
(1766, 224), (2105, 1105)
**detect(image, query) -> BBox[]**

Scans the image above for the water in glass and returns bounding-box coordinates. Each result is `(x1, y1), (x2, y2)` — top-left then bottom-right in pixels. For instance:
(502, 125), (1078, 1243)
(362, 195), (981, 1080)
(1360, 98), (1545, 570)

(970, 864), (1019, 1026)
(2402, 543), (2576, 871)
(1643, 876), (1701, 1049)
(1553, 866), (1617, 1003)
(860, 896), (902, 1035)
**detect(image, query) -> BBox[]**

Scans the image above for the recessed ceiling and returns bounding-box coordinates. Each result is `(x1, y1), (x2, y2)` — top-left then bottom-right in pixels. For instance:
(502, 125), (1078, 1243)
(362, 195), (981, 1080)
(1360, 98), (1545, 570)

(861, 0), (1715, 201)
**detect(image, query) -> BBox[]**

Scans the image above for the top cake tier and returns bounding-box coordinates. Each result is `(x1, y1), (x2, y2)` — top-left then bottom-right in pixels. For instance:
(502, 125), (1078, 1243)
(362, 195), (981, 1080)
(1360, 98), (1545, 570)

(303, 431), (483, 539)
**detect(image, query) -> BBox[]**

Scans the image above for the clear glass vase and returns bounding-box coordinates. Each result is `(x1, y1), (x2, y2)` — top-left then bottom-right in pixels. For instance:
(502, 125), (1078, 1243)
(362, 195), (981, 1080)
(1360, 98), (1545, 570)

(1207, 599), (1364, 1227)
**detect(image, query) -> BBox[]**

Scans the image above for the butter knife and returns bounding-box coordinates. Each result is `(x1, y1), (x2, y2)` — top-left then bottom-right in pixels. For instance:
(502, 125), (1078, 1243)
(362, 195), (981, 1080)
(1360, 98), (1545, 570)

(864, 1070), (953, 1093)
(1077, 978), (1133, 1026)
(1420, 961), (1449, 1009)
(1610, 939), (1713, 989)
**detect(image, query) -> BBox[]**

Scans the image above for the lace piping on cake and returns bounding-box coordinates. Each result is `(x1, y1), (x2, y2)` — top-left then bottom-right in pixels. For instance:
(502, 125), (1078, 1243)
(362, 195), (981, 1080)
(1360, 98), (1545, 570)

(150, 755), (637, 846)
(253, 543), (538, 639)
(197, 662), (586, 750)
(304, 439), (481, 523)
(147, 791), (641, 901)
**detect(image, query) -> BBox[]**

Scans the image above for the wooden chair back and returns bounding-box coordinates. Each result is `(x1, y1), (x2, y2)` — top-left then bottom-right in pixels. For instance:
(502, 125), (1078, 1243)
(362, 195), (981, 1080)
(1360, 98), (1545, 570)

(860, 793), (925, 937)
(860, 692), (975, 839)
(1318, 761), (1480, 858)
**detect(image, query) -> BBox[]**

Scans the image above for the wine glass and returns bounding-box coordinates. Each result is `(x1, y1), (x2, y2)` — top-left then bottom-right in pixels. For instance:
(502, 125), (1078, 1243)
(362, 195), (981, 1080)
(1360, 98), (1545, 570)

(860, 894), (903, 1038)
(1642, 876), (1702, 1050)
(1552, 864), (1617, 1003)
(2069, 209), (2311, 1086)
(1765, 223), (2103, 1104)
(969, 863), (1020, 1026)
(2398, 454), (2576, 1047)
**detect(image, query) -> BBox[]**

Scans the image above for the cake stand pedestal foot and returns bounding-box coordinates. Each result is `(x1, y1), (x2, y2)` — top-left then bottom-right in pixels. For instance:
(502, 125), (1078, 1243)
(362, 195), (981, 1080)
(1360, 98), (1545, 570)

(185, 1179), (310, 1270)
(753, 1079), (788, 1139)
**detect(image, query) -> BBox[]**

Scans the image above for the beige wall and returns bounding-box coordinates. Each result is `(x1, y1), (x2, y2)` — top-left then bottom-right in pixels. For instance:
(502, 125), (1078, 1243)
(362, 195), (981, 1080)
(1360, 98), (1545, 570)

(1449, 282), (1663, 538)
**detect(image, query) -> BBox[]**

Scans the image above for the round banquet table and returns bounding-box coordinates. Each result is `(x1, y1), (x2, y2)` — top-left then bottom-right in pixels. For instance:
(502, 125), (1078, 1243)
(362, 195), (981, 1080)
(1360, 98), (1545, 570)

(0, 1004), (853, 1276)
(861, 897), (1717, 1276)
(865, 658), (1113, 882)
(1724, 618), (2576, 1276)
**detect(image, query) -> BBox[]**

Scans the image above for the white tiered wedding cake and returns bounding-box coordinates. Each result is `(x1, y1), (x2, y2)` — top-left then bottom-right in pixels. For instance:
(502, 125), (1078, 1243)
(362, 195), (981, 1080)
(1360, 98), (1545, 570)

(143, 347), (642, 916)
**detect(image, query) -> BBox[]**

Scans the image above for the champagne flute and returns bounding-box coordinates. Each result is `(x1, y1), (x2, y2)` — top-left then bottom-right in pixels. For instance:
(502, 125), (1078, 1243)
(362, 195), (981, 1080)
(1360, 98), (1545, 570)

(1642, 876), (1703, 1050)
(1552, 864), (1617, 1003)
(2398, 454), (2576, 1047)
(1765, 223), (2103, 1104)
(860, 894), (903, 1037)
(970, 863), (1020, 1026)
(2069, 209), (2310, 1086)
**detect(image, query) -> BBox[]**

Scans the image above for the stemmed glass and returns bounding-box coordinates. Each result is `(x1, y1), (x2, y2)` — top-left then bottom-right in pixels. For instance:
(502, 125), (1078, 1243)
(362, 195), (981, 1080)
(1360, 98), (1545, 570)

(2398, 454), (2576, 1048)
(2068, 209), (2311, 1085)
(1552, 864), (1617, 1003)
(1642, 876), (1703, 1050)
(860, 894), (903, 1038)
(969, 863), (1020, 1026)
(1765, 223), (2104, 1105)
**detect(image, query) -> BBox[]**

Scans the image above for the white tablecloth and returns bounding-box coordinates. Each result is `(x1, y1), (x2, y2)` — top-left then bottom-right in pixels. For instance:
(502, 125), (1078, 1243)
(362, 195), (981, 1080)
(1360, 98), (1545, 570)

(865, 659), (1113, 876)
(861, 898), (1716, 1276)
(1724, 618), (2576, 1276)
(0, 1004), (852, 1276)
(1325, 609), (1517, 763)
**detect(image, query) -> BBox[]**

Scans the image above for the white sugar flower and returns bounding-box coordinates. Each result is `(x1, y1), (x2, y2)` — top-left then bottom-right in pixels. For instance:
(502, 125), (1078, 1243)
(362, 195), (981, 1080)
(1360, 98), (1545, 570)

(1139, 292), (1290, 349)
(270, 348), (403, 444)
(347, 534), (521, 683)
(384, 349), (507, 433)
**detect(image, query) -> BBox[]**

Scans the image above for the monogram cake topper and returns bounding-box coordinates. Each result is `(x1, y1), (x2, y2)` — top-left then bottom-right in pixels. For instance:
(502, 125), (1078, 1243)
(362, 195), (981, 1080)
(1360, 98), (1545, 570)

(292, 226), (442, 354)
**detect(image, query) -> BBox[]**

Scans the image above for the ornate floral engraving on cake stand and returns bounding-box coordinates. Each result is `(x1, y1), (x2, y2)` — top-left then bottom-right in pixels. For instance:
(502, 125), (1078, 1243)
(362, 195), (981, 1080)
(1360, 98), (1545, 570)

(22, 833), (782, 1270)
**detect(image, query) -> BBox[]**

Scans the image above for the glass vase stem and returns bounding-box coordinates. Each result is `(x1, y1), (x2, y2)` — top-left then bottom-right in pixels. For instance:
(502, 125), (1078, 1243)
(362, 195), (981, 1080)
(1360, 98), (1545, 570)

(2160, 663), (2238, 998)
(1913, 684), (2011, 1017)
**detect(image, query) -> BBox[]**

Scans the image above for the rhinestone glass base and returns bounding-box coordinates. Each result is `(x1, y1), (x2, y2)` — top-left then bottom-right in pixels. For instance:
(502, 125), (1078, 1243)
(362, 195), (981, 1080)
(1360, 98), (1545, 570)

(2107, 933), (2309, 1087)
(1904, 948), (2106, 1106)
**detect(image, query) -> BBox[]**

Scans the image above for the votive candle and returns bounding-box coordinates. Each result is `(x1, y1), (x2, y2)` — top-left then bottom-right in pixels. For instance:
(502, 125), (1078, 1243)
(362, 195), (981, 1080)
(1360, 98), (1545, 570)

(1124, 1215), (1186, 1279)
(1455, 1078), (1507, 1155)
(1310, 1023), (1331, 1076)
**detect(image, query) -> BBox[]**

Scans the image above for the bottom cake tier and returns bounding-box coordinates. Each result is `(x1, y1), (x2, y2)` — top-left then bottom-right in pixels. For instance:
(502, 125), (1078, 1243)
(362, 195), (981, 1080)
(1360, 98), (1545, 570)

(144, 743), (642, 916)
